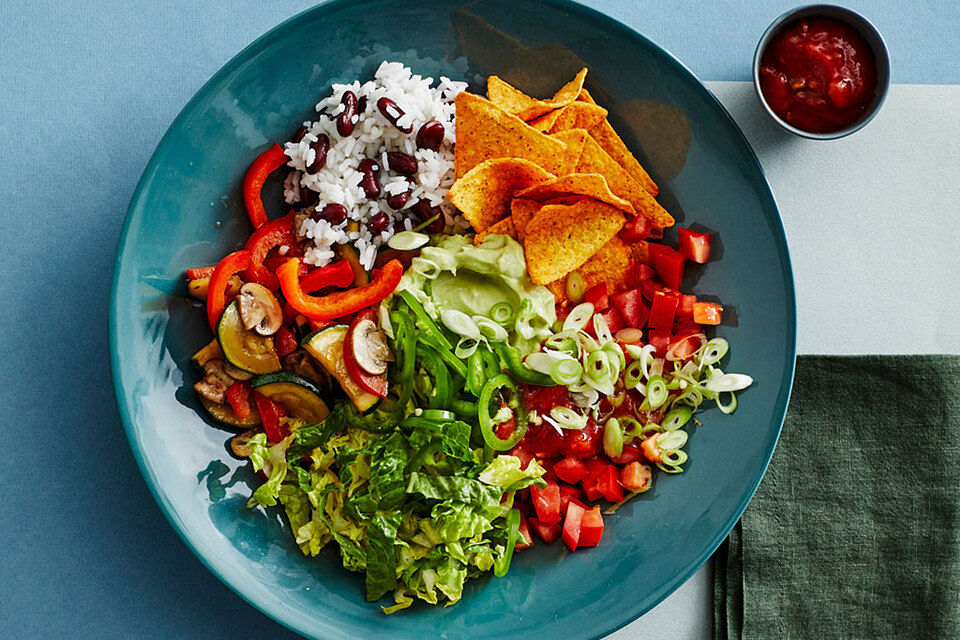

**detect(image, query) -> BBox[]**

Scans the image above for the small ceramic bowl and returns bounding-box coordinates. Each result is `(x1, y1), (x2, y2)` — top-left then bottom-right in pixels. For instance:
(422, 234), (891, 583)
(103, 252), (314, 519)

(753, 4), (890, 139)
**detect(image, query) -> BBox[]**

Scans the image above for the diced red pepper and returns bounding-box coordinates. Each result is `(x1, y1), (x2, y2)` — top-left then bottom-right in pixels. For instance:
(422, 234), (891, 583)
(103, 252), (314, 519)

(640, 434), (662, 463)
(253, 392), (289, 443)
(516, 517), (535, 551)
(243, 211), (300, 290)
(554, 457), (588, 484)
(559, 483), (584, 516)
(186, 265), (216, 280)
(206, 250), (252, 330)
(620, 461), (651, 491)
(648, 243), (685, 290)
(676, 294), (697, 318)
(278, 258), (403, 321)
(693, 302), (723, 325)
(274, 327), (298, 358)
(610, 442), (642, 465)
(678, 228), (712, 264)
(619, 215), (655, 243)
(530, 480), (561, 524)
(226, 381), (252, 419)
(242, 143), (288, 229)
(633, 263), (656, 283)
(582, 458), (611, 502)
(584, 283), (609, 312)
(342, 307), (389, 398)
(640, 278), (667, 301)
(578, 507), (604, 547)
(529, 517), (561, 544)
(598, 307), (626, 334)
(648, 328), (672, 356)
(648, 291), (679, 330)
(611, 288), (648, 328)
(596, 466), (624, 502)
(298, 259), (356, 293)
(562, 502), (586, 551)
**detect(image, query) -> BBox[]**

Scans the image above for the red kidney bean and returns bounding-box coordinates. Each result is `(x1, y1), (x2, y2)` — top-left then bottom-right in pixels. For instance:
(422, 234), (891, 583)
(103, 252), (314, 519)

(357, 158), (381, 198)
(358, 96), (367, 114)
(368, 211), (390, 234)
(393, 220), (407, 234)
(310, 203), (348, 226)
(413, 199), (445, 233)
(416, 120), (445, 151)
(336, 91), (359, 137)
(299, 184), (319, 208)
(377, 97), (413, 133)
(386, 191), (410, 210)
(290, 125), (308, 144)
(386, 151), (418, 176)
(306, 134), (329, 174)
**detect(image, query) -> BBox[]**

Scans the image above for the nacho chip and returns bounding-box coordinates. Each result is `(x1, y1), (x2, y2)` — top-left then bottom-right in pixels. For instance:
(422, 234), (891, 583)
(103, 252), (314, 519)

(549, 128), (589, 175)
(448, 157), (554, 231)
(510, 197), (542, 243)
(576, 134), (674, 228)
(486, 68), (589, 121)
(547, 102), (609, 134)
(528, 108), (564, 132)
(515, 173), (634, 215)
(454, 92), (569, 178)
(547, 235), (633, 304)
(474, 216), (516, 245)
(552, 67), (589, 104)
(523, 200), (625, 284)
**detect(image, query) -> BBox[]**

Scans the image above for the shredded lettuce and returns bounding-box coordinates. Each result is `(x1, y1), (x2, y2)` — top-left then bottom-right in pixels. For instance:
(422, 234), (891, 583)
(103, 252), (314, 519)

(478, 454), (546, 490)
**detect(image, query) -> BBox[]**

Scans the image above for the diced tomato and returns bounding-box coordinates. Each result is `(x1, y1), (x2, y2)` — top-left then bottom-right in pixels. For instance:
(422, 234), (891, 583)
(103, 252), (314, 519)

(647, 329), (672, 356)
(640, 434), (662, 463)
(494, 415), (516, 441)
(598, 307), (625, 334)
(693, 302), (723, 325)
(582, 458), (611, 502)
(678, 228), (712, 263)
(274, 326), (298, 358)
(596, 466), (624, 502)
(509, 446), (535, 472)
(620, 461), (652, 491)
(562, 502), (586, 551)
(559, 483), (584, 516)
(530, 481), (561, 524)
(611, 289), (648, 328)
(640, 278), (666, 301)
(578, 507), (604, 547)
(582, 476), (603, 502)
(516, 517), (535, 551)
(610, 442), (642, 465)
(619, 215), (654, 242)
(676, 294), (697, 318)
(648, 291), (679, 330)
(648, 243), (685, 290)
(554, 457), (588, 484)
(633, 263), (657, 283)
(529, 517), (561, 544)
(226, 381), (252, 419)
(584, 283), (609, 311)
(253, 392), (288, 443)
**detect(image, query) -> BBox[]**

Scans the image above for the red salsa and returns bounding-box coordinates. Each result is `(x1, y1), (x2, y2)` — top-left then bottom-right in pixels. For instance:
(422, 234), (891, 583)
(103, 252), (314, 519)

(759, 17), (877, 133)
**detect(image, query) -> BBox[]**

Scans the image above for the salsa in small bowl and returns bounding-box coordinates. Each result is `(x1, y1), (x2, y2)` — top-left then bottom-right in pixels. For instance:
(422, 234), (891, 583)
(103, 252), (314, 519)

(753, 5), (890, 139)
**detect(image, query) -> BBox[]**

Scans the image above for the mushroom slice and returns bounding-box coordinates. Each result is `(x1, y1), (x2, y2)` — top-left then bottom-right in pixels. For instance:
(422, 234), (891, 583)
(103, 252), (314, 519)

(194, 359), (234, 403)
(224, 361), (254, 381)
(238, 282), (282, 336)
(230, 429), (259, 458)
(350, 318), (393, 375)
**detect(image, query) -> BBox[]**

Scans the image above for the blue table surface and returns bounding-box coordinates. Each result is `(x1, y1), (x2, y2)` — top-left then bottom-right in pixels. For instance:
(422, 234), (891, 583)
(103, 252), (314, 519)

(1, 0), (955, 637)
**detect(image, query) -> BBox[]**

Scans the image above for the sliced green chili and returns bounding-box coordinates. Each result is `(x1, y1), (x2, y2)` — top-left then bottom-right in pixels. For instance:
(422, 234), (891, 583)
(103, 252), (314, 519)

(492, 343), (554, 387)
(478, 374), (528, 451)
(494, 509), (521, 577)
(417, 347), (452, 409)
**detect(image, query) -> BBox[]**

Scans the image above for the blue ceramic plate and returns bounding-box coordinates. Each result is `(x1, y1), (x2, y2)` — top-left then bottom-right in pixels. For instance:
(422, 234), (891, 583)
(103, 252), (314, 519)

(110, 1), (796, 638)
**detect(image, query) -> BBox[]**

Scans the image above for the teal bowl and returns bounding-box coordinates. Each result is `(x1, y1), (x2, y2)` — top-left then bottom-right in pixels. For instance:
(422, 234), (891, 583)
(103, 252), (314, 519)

(110, 1), (796, 638)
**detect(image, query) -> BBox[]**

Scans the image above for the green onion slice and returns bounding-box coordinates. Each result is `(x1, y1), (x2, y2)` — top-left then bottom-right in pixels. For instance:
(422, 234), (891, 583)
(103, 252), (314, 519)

(656, 429), (688, 450)
(563, 303), (594, 332)
(703, 371), (754, 393)
(592, 313), (613, 345)
(551, 358), (583, 386)
(412, 212), (441, 233)
(441, 309), (480, 339)
(489, 301), (515, 326)
(473, 316), (508, 342)
(602, 341), (625, 371)
(387, 230), (429, 251)
(698, 337), (729, 368)
(665, 333), (707, 362)
(661, 406), (693, 431)
(603, 418), (624, 458)
(716, 391), (738, 414)
(565, 272), (586, 304)
(454, 337), (479, 359)
(645, 375), (669, 409)
(549, 407), (588, 430)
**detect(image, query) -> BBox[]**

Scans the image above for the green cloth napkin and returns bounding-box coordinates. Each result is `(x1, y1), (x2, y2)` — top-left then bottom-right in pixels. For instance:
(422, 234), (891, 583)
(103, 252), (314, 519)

(714, 355), (960, 640)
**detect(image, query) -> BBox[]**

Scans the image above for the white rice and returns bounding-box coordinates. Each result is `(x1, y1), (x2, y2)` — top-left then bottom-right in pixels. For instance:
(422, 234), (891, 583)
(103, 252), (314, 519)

(284, 62), (468, 271)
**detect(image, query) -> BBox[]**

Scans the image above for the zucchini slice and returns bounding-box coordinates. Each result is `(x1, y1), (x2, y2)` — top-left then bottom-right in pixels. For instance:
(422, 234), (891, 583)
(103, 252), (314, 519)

(252, 372), (330, 423)
(302, 326), (380, 413)
(190, 339), (223, 370)
(217, 301), (282, 375)
(199, 396), (262, 428)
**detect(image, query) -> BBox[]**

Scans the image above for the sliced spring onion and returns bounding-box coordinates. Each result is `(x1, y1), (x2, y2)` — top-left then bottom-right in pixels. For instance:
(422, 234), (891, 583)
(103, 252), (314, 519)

(671, 387), (704, 409)
(515, 299), (536, 339)
(378, 303), (394, 340)
(661, 406), (693, 431)
(565, 272), (586, 304)
(524, 352), (565, 375)
(563, 303), (595, 332)
(645, 375), (668, 409)
(454, 337), (479, 359)
(618, 416), (642, 442)
(570, 388), (599, 409)
(602, 341), (625, 371)
(648, 357), (665, 379)
(657, 448), (688, 473)
(665, 333), (707, 361)
(703, 371), (754, 393)
(419, 409), (455, 422)
(411, 258), (440, 279)
(551, 358), (583, 386)
(716, 391), (738, 414)
(441, 309), (480, 340)
(551, 406), (588, 430)
(593, 313), (613, 345)
(635, 344), (657, 380)
(489, 301), (515, 326)
(576, 330), (601, 353)
(698, 337), (729, 368)
(585, 351), (613, 383)
(603, 418), (624, 458)
(387, 230), (429, 251)
(615, 327), (644, 344)
(473, 316), (508, 342)
(656, 429), (688, 450)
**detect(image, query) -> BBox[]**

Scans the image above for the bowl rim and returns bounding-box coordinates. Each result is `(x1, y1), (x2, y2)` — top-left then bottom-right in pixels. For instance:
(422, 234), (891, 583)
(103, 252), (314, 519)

(109, 0), (797, 637)
(752, 3), (891, 140)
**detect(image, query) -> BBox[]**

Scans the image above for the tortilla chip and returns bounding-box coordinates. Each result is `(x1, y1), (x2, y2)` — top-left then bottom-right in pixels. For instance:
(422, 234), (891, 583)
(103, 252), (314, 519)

(515, 173), (634, 215)
(547, 235), (633, 304)
(552, 68), (589, 104)
(546, 279), (568, 302)
(448, 157), (554, 231)
(576, 134), (674, 228)
(454, 93), (570, 178)
(528, 108), (564, 132)
(549, 128), (589, 174)
(510, 197), (542, 243)
(548, 102), (609, 134)
(474, 216), (516, 245)
(523, 200), (626, 284)
(486, 68), (588, 121)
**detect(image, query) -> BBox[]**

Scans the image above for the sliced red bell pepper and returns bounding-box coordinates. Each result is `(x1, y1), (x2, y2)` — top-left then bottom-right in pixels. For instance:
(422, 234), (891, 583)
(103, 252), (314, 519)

(648, 243), (685, 290)
(648, 328), (672, 356)
(693, 302), (723, 325)
(633, 263), (656, 283)
(264, 256), (310, 276)
(342, 307), (389, 398)
(562, 502), (586, 551)
(578, 507), (604, 547)
(298, 259), (356, 293)
(226, 381), (252, 419)
(243, 211), (300, 290)
(584, 283), (609, 311)
(596, 466), (624, 502)
(554, 457), (588, 484)
(530, 481), (561, 524)
(611, 288), (648, 328)
(620, 215), (655, 243)
(640, 278), (668, 301)
(278, 257), (402, 321)
(598, 307), (626, 334)
(678, 228), (712, 264)
(206, 250), (252, 330)
(274, 327), (298, 358)
(242, 143), (288, 229)
(253, 392), (289, 443)
(309, 318), (335, 332)
(529, 517), (562, 544)
(559, 483), (584, 516)
(648, 291), (679, 330)
(610, 442), (642, 465)
(186, 265), (216, 280)
(676, 293), (697, 318)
